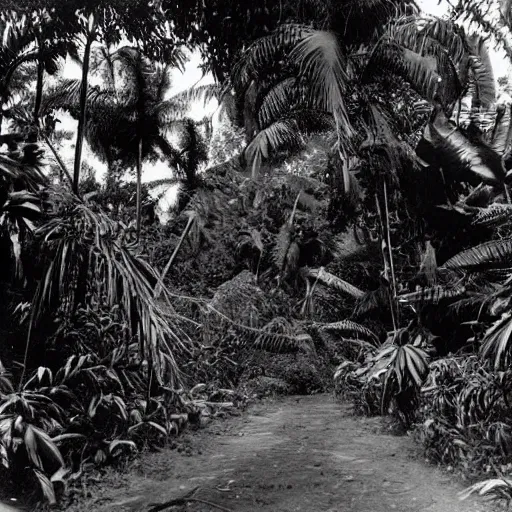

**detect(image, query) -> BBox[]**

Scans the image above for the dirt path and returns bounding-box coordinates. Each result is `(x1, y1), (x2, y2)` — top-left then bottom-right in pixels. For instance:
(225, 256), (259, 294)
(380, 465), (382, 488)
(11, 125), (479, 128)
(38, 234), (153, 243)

(78, 394), (491, 512)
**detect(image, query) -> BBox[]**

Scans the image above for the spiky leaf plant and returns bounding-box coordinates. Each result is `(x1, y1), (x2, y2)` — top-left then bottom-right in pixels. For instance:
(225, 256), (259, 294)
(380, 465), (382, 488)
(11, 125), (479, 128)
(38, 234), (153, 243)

(30, 191), (190, 386)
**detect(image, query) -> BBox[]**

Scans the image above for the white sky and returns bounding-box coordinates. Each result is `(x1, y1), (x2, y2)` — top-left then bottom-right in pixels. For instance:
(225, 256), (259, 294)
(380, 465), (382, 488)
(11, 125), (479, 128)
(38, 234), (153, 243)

(58, 48), (218, 216)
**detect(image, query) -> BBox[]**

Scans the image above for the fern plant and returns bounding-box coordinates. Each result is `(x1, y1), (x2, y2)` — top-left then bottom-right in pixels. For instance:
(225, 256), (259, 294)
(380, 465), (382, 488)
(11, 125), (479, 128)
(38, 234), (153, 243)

(254, 317), (313, 354)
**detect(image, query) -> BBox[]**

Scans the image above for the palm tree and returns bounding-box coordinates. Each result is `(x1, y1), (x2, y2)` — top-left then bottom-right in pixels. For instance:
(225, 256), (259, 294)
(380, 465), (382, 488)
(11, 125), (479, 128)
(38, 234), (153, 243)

(231, 10), (509, 191)
(0, 10), (76, 137)
(43, 45), (210, 239)
(228, 2), (429, 182)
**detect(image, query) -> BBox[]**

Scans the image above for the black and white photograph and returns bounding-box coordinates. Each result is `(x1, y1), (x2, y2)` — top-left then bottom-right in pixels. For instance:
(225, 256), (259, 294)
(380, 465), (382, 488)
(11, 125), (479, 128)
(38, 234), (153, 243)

(0, 0), (511, 510)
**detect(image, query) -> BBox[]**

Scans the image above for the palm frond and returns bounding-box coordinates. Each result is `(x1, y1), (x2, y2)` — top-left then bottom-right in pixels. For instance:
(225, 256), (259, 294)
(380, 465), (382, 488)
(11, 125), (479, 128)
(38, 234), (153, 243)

(0, 190), (41, 277)
(446, 292), (489, 318)
(353, 285), (390, 317)
(0, 142), (47, 191)
(290, 29), (354, 140)
(376, 16), (468, 108)
(304, 267), (365, 299)
(168, 84), (221, 108)
(233, 24), (310, 86)
(367, 41), (442, 105)
(245, 118), (303, 177)
(442, 239), (512, 271)
(258, 78), (299, 127)
(155, 98), (199, 125)
(460, 478), (512, 505)
(42, 79), (115, 115)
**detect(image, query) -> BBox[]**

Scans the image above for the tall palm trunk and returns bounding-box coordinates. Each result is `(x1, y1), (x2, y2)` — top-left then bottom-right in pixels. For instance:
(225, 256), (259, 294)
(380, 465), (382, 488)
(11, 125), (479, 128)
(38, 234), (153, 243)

(73, 16), (96, 195)
(33, 34), (44, 125)
(136, 138), (143, 241)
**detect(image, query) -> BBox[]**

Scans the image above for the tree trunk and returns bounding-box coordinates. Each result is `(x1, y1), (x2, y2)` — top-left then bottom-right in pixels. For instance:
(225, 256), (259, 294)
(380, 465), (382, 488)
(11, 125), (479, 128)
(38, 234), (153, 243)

(33, 35), (44, 126)
(136, 138), (143, 241)
(73, 18), (96, 195)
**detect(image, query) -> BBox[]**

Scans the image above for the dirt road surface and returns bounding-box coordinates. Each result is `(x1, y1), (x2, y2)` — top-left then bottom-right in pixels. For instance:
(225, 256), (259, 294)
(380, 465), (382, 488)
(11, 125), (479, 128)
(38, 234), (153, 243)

(73, 394), (492, 512)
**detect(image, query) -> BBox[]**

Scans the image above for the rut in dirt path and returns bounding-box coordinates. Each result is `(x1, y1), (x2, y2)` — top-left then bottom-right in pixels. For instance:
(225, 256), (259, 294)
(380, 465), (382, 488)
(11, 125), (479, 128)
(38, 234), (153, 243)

(91, 394), (489, 512)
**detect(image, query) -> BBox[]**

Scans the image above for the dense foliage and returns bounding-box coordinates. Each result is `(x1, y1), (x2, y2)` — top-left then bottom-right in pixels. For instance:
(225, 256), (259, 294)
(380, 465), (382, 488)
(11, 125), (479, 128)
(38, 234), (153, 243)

(4, 0), (512, 508)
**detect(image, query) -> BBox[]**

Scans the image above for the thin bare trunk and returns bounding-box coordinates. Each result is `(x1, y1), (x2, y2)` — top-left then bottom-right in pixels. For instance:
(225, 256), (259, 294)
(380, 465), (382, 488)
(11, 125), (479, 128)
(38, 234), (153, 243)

(375, 191), (397, 332)
(136, 138), (143, 241)
(33, 35), (44, 125)
(154, 213), (195, 299)
(42, 133), (74, 189)
(383, 179), (399, 326)
(73, 19), (96, 195)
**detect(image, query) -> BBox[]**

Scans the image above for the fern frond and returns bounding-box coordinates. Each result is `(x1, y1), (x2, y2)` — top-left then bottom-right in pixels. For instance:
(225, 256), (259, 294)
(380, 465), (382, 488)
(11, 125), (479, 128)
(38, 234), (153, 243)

(442, 239), (512, 271)
(304, 267), (365, 299)
(471, 204), (512, 227)
(397, 284), (466, 305)
(318, 320), (379, 344)
(255, 317), (313, 353)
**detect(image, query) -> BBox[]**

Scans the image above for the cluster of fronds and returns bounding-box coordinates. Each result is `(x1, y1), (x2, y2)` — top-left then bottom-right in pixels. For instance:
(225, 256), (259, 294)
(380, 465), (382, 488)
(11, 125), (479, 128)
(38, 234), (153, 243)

(33, 191), (190, 386)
